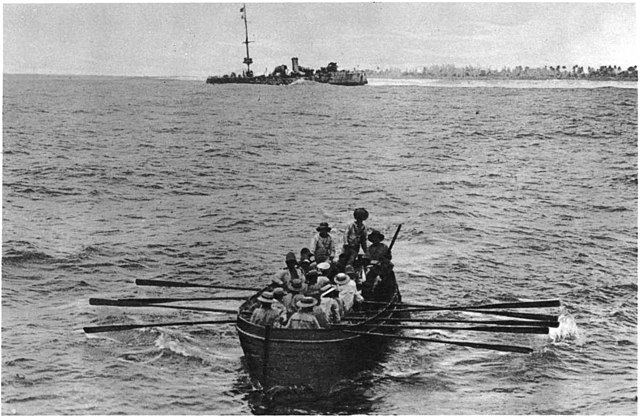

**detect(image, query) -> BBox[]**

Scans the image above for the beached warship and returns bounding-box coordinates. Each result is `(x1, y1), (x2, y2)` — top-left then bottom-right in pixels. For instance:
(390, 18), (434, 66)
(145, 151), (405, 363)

(206, 5), (367, 87)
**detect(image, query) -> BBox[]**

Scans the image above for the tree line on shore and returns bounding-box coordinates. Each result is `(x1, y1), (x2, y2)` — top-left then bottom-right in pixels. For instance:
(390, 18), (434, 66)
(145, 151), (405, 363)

(366, 64), (638, 81)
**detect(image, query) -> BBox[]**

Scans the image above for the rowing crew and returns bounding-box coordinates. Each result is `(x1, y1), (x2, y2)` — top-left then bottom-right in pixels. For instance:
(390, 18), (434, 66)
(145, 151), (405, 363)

(250, 273), (358, 329)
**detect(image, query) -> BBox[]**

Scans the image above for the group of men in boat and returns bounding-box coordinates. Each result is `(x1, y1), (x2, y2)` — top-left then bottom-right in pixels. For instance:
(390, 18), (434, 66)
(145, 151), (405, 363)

(249, 208), (397, 329)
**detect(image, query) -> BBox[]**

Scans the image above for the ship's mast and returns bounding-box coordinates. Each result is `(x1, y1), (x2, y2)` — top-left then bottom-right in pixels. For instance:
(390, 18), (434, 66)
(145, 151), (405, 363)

(240, 4), (253, 76)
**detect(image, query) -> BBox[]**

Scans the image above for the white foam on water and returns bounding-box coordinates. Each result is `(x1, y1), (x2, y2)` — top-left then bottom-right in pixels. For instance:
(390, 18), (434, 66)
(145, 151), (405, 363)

(549, 312), (581, 343)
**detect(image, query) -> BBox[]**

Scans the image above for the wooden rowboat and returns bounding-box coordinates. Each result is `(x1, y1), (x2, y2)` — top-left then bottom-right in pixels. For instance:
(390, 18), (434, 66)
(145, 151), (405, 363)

(236, 267), (402, 392)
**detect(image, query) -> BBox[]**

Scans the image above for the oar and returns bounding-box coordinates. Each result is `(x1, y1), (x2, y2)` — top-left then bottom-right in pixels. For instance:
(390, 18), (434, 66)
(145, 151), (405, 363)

(344, 330), (533, 354)
(135, 279), (259, 292)
(84, 319), (236, 334)
(390, 308), (557, 321)
(350, 324), (550, 334)
(90, 296), (248, 307)
(345, 317), (560, 327)
(364, 299), (561, 310)
(91, 301), (237, 314)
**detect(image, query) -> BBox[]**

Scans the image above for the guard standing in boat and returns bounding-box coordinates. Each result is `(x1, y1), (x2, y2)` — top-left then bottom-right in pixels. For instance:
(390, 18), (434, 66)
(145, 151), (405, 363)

(275, 252), (304, 287)
(310, 222), (336, 261)
(343, 208), (369, 267)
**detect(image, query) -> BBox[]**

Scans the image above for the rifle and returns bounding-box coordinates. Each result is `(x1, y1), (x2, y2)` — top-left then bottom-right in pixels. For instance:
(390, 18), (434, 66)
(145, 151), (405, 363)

(388, 224), (402, 252)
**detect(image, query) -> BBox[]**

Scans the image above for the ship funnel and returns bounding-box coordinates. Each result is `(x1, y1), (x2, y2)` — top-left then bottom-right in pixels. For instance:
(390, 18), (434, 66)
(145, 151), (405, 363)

(291, 57), (299, 73)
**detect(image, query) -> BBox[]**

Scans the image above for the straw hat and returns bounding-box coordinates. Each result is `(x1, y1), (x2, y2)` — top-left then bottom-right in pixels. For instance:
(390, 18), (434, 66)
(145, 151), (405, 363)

(287, 278), (304, 292)
(317, 262), (331, 272)
(257, 291), (275, 303)
(296, 296), (318, 309)
(334, 273), (350, 285)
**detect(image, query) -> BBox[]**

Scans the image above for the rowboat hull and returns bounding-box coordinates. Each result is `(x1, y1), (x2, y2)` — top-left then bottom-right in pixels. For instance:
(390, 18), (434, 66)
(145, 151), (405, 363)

(236, 273), (401, 391)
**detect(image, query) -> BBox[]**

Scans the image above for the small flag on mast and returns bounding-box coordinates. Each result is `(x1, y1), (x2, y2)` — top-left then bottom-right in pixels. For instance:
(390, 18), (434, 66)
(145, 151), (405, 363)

(240, 7), (244, 12)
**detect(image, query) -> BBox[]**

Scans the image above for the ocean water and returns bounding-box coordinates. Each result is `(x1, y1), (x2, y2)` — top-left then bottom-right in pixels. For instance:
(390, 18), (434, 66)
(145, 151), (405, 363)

(2, 74), (637, 415)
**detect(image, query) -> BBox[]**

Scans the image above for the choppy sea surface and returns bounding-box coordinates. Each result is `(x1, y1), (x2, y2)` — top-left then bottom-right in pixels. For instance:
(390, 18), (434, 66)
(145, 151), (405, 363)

(2, 74), (637, 415)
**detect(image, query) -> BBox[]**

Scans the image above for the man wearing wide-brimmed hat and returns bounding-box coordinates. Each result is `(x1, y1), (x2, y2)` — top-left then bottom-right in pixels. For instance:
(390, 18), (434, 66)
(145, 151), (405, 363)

(285, 296), (321, 329)
(319, 283), (342, 324)
(275, 251), (305, 288)
(334, 272), (364, 313)
(282, 278), (307, 317)
(310, 222), (336, 261)
(250, 291), (283, 327)
(366, 229), (392, 264)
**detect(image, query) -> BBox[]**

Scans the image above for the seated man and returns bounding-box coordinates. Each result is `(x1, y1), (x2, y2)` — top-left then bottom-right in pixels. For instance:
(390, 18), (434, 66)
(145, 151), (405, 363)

(365, 230), (392, 264)
(334, 273), (364, 313)
(250, 291), (283, 327)
(286, 296), (321, 329)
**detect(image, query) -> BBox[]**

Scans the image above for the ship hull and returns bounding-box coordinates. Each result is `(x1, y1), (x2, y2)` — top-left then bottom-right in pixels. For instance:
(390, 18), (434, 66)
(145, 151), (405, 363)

(206, 71), (367, 86)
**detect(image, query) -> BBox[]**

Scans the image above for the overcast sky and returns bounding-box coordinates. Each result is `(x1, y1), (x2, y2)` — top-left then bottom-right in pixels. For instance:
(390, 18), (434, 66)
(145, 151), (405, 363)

(3, 2), (638, 77)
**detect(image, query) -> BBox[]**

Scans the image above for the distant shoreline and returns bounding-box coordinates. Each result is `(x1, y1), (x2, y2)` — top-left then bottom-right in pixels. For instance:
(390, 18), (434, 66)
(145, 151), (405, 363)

(365, 65), (637, 82)
(366, 74), (637, 82)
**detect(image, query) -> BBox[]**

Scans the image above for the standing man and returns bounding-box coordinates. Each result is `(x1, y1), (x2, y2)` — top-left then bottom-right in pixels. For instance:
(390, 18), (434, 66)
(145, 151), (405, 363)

(275, 252), (304, 288)
(310, 222), (336, 261)
(343, 208), (369, 267)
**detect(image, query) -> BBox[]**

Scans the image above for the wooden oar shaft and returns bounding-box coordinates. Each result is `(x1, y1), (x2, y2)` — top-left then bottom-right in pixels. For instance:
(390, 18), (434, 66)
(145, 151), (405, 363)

(345, 317), (559, 327)
(84, 319), (236, 334)
(344, 330), (533, 354)
(91, 300), (237, 314)
(355, 324), (550, 334)
(365, 299), (561, 310)
(135, 278), (259, 292)
(90, 296), (246, 307)
(389, 308), (556, 321)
